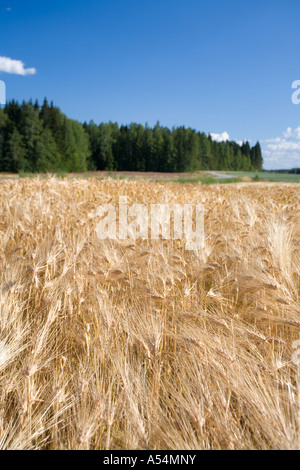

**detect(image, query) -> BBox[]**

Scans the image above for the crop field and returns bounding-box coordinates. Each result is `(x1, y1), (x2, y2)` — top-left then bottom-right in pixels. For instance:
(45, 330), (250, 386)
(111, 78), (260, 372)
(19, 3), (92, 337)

(0, 177), (299, 450)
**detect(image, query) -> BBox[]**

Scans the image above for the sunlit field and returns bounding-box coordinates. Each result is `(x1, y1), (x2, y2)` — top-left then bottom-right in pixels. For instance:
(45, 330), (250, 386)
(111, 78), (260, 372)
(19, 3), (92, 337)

(0, 177), (299, 450)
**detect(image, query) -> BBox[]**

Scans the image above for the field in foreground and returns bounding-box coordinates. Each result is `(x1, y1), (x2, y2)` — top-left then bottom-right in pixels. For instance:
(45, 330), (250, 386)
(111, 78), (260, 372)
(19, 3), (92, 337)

(0, 178), (299, 450)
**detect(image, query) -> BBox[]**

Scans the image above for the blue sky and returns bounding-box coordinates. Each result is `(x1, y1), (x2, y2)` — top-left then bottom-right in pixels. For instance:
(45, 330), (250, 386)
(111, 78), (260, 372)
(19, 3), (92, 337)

(0, 0), (300, 169)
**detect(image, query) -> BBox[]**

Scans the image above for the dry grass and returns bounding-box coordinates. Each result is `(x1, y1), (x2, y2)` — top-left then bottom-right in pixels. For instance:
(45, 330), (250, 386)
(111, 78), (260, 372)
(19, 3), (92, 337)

(0, 177), (299, 450)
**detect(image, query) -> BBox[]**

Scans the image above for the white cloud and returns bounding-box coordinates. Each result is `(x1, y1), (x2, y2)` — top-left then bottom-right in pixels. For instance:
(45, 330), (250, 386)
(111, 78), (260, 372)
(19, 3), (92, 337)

(283, 127), (292, 139)
(262, 126), (300, 170)
(210, 131), (230, 142)
(0, 56), (36, 76)
(210, 133), (251, 146)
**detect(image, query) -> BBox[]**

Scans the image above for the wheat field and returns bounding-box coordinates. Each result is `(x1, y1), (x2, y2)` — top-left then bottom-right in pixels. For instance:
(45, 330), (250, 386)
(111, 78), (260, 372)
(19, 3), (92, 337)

(0, 177), (299, 450)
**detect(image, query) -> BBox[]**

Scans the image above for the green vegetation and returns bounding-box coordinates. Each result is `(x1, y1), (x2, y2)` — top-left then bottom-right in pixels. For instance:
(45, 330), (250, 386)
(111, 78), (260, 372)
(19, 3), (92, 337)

(84, 121), (262, 173)
(227, 171), (300, 183)
(0, 99), (263, 174)
(0, 99), (90, 173)
(163, 176), (242, 184)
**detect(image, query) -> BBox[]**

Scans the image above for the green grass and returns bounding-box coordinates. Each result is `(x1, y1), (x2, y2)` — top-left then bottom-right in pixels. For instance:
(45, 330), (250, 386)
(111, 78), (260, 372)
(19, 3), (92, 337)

(227, 171), (300, 183)
(163, 176), (243, 185)
(14, 170), (300, 183)
(18, 171), (40, 179)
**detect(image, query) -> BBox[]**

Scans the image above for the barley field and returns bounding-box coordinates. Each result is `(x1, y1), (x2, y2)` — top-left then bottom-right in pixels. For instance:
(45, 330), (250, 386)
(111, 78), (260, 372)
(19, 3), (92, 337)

(0, 177), (299, 450)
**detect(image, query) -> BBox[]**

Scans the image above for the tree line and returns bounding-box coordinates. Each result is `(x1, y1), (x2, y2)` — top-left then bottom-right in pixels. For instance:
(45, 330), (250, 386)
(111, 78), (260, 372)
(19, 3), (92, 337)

(274, 168), (300, 174)
(0, 99), (263, 173)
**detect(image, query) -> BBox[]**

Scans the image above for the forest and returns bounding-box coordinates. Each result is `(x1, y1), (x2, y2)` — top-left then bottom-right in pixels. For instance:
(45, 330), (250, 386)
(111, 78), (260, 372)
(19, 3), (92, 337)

(0, 99), (263, 173)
